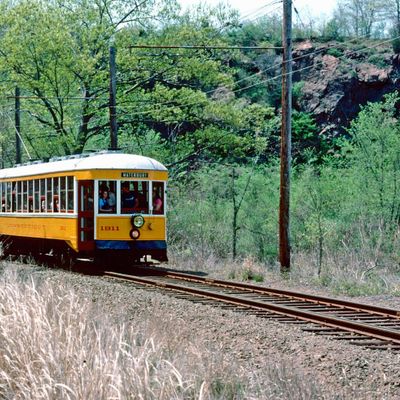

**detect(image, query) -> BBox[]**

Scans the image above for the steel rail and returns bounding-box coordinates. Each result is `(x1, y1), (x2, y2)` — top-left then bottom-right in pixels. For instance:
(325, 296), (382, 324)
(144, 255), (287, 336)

(130, 267), (400, 317)
(141, 268), (400, 318)
(104, 271), (400, 346)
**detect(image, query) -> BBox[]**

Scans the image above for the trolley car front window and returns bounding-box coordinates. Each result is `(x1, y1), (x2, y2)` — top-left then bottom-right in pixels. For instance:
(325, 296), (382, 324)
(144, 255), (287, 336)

(120, 180), (149, 215)
(98, 181), (117, 214)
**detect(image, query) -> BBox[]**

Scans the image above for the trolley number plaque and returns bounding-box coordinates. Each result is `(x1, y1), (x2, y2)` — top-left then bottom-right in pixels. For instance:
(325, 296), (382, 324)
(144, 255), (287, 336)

(100, 225), (120, 231)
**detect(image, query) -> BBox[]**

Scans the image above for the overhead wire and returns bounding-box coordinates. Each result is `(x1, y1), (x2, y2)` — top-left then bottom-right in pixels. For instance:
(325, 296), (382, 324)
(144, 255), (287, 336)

(292, 0), (307, 32)
(246, 5), (282, 24)
(239, 0), (282, 23)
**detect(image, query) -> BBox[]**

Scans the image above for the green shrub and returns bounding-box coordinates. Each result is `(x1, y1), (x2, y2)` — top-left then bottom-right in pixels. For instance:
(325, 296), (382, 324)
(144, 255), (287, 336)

(168, 164), (280, 262)
(326, 48), (343, 58)
(367, 54), (387, 68)
(393, 37), (400, 54)
(293, 81), (305, 104)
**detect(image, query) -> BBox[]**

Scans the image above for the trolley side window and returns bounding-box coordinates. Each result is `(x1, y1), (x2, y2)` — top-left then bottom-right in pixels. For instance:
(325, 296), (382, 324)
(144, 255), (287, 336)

(46, 178), (53, 212)
(67, 176), (74, 212)
(152, 182), (165, 215)
(0, 182), (4, 212)
(98, 180), (117, 214)
(28, 180), (33, 212)
(10, 182), (15, 212)
(52, 177), (59, 212)
(17, 181), (21, 212)
(120, 181), (149, 214)
(0, 176), (75, 214)
(23, 181), (28, 212)
(40, 179), (45, 212)
(59, 177), (66, 212)
(34, 179), (40, 212)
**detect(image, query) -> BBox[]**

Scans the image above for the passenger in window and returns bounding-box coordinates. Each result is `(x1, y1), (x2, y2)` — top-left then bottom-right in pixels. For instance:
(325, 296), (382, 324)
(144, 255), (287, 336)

(135, 189), (147, 211)
(121, 182), (137, 209)
(108, 189), (116, 209)
(67, 199), (74, 211)
(49, 199), (58, 212)
(99, 190), (112, 213)
(152, 187), (163, 214)
(100, 183), (115, 212)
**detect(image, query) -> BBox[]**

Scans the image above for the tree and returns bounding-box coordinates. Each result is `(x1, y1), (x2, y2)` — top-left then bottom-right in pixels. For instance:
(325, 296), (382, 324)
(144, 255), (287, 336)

(348, 93), (400, 227)
(0, 0), (276, 169)
(386, 0), (400, 51)
(333, 0), (387, 38)
(0, 0), (178, 156)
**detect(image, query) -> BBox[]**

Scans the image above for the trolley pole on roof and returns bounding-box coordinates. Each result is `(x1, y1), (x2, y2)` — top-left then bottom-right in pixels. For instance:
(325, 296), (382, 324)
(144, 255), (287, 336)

(15, 86), (22, 164)
(279, 0), (292, 273)
(109, 46), (118, 150)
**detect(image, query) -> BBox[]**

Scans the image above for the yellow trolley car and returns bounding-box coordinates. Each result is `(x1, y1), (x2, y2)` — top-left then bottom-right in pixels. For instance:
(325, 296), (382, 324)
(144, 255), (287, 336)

(0, 152), (168, 264)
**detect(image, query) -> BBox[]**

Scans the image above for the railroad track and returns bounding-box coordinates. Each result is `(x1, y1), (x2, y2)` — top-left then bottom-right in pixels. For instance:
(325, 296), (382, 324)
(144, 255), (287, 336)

(103, 267), (400, 351)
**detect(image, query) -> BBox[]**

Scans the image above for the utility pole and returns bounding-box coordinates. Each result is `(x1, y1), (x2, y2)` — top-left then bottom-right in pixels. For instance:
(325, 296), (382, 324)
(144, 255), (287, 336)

(15, 86), (21, 164)
(109, 46), (118, 150)
(279, 0), (292, 273)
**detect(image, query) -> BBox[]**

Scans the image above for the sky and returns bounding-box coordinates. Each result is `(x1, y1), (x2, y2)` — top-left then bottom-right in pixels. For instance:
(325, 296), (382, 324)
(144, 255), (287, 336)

(178, 0), (337, 20)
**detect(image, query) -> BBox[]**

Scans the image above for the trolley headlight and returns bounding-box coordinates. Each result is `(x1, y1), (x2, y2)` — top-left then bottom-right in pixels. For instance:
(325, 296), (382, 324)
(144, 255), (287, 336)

(129, 228), (140, 240)
(131, 215), (145, 228)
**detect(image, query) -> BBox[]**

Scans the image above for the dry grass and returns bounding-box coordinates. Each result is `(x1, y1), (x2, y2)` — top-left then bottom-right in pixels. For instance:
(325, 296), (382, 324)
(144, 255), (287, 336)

(291, 250), (400, 296)
(0, 263), (336, 400)
(169, 247), (400, 296)
(0, 264), (247, 399)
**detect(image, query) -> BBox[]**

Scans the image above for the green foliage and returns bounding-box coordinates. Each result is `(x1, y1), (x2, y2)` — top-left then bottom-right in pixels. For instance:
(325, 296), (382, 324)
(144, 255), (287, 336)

(168, 163), (280, 262)
(292, 111), (317, 140)
(0, 0), (178, 156)
(0, 0), (257, 162)
(291, 111), (333, 164)
(347, 93), (400, 227)
(367, 54), (387, 68)
(292, 81), (305, 106)
(227, 17), (282, 47)
(292, 166), (344, 272)
(241, 269), (264, 282)
(293, 95), (399, 268)
(322, 19), (343, 41)
(331, 274), (389, 296)
(326, 48), (343, 58)
(392, 37), (400, 54)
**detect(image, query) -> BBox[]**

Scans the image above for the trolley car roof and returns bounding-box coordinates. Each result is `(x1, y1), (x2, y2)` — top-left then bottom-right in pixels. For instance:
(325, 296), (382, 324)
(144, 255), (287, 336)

(0, 153), (167, 179)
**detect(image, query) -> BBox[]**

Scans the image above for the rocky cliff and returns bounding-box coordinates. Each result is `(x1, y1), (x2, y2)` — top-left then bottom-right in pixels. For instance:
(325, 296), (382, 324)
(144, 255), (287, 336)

(291, 40), (400, 134)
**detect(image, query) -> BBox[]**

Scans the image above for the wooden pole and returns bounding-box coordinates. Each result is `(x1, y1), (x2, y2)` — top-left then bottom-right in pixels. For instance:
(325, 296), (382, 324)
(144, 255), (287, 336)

(279, 0), (292, 273)
(109, 46), (118, 150)
(15, 87), (21, 164)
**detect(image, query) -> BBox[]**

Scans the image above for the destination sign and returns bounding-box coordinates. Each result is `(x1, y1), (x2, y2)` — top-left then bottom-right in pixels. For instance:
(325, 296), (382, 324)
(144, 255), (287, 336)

(121, 172), (148, 178)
